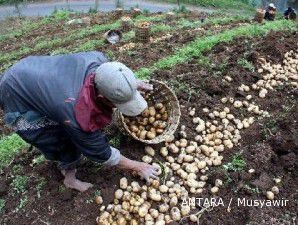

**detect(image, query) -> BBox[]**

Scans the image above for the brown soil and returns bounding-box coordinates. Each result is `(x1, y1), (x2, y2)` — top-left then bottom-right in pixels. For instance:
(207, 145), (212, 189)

(0, 30), (297, 225)
(0, 109), (11, 136)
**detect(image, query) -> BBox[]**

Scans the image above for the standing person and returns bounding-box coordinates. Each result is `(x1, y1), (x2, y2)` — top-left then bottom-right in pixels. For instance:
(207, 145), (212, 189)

(264, 3), (277, 21)
(0, 51), (159, 192)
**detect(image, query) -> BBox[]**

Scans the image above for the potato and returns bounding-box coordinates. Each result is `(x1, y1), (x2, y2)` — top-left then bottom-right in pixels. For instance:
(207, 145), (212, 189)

(150, 127), (156, 133)
(155, 103), (164, 110)
(138, 125), (145, 131)
(147, 131), (156, 139)
(139, 118), (148, 126)
(139, 130), (147, 139)
(156, 128), (164, 134)
(130, 125), (139, 133)
(148, 116), (155, 124)
(155, 113), (162, 120)
(159, 106), (166, 114)
(148, 107), (156, 116)
(161, 112), (168, 121)
(141, 109), (150, 117)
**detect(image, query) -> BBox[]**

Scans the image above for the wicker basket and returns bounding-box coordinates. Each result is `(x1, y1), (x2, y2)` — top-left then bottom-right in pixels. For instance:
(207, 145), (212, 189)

(255, 9), (265, 23)
(114, 80), (181, 144)
(135, 26), (151, 43)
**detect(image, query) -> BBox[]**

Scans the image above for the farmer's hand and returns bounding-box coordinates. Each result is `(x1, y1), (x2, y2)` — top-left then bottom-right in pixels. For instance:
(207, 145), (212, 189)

(116, 155), (159, 183)
(137, 80), (153, 91)
(134, 162), (159, 183)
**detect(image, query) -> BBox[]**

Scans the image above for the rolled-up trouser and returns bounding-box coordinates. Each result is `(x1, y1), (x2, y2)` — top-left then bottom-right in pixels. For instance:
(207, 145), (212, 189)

(6, 111), (82, 170)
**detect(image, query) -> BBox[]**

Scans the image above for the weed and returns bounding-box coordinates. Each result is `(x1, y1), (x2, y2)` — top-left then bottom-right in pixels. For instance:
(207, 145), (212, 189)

(223, 153), (246, 172)
(11, 175), (29, 195)
(0, 199), (5, 214)
(58, 185), (66, 193)
(15, 195), (28, 212)
(197, 56), (212, 69)
(12, 164), (23, 174)
(105, 50), (115, 60)
(151, 24), (172, 33)
(109, 135), (121, 149)
(237, 58), (255, 72)
(52, 9), (71, 21)
(122, 31), (135, 42)
(243, 184), (260, 194)
(36, 177), (47, 198)
(127, 51), (136, 57)
(31, 154), (46, 167)
(260, 119), (278, 139)
(0, 134), (29, 169)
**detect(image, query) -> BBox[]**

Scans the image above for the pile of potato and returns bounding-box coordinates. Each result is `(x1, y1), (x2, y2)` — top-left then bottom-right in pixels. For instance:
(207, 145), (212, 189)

(96, 51), (297, 225)
(124, 96), (169, 140)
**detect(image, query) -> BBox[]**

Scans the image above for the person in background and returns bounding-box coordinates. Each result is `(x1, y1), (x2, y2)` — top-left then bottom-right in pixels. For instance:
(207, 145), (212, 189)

(284, 7), (297, 20)
(0, 51), (159, 192)
(264, 3), (277, 21)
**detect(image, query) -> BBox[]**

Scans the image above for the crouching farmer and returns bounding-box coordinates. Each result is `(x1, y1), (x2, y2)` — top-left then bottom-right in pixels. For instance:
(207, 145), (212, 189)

(0, 51), (159, 192)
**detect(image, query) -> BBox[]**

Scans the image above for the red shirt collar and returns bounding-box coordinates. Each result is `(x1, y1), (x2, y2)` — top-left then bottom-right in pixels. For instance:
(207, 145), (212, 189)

(74, 73), (113, 132)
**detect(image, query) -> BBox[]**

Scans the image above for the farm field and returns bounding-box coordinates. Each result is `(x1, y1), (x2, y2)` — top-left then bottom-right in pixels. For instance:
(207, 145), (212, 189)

(0, 8), (297, 225)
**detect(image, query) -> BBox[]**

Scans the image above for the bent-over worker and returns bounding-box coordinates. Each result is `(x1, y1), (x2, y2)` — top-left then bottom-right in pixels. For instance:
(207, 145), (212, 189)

(264, 3), (277, 21)
(0, 51), (159, 192)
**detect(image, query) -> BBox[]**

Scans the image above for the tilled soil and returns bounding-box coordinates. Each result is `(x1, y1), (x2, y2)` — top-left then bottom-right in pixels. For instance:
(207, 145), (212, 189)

(0, 30), (297, 225)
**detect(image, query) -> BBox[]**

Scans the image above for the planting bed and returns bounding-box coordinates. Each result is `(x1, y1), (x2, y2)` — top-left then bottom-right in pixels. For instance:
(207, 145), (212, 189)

(0, 27), (297, 224)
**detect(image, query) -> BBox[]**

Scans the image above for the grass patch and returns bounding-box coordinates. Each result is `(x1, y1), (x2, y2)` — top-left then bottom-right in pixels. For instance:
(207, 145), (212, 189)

(0, 134), (29, 169)
(151, 24), (172, 33)
(10, 175), (29, 195)
(136, 20), (297, 79)
(157, 0), (254, 10)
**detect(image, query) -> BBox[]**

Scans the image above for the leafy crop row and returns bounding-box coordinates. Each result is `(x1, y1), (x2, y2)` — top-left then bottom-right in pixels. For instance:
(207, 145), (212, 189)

(136, 20), (297, 79)
(0, 10), (72, 43)
(0, 14), (166, 67)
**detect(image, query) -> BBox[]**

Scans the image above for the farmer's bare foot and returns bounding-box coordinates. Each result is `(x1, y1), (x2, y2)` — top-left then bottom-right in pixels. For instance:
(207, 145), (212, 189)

(61, 169), (93, 192)
(63, 178), (93, 192)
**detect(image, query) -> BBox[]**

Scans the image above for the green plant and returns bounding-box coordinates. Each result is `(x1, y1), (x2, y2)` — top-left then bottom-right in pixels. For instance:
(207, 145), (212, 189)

(0, 199), (5, 214)
(88, 7), (98, 14)
(261, 119), (278, 139)
(0, 134), (29, 169)
(11, 175), (29, 195)
(58, 185), (66, 193)
(135, 20), (297, 79)
(151, 24), (172, 33)
(36, 177), (47, 198)
(243, 184), (260, 194)
(31, 154), (46, 167)
(237, 58), (255, 72)
(12, 164), (23, 174)
(15, 195), (28, 212)
(223, 153), (246, 172)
